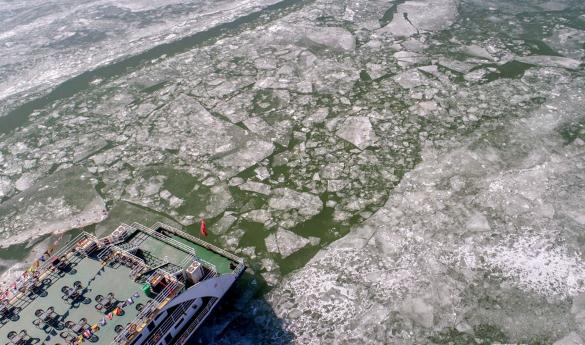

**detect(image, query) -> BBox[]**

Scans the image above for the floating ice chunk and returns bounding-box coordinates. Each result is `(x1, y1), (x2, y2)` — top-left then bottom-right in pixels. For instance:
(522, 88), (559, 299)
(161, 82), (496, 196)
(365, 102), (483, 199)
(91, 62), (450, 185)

(308, 236), (320, 246)
(336, 116), (378, 150)
(255, 166), (271, 181)
(242, 209), (271, 224)
(0, 177), (13, 198)
(537, 1), (570, 11)
(143, 176), (165, 196)
(462, 44), (495, 61)
(261, 272), (281, 287)
(73, 138), (108, 163)
(265, 228), (311, 258)
(572, 294), (585, 329)
(221, 228), (245, 251)
(544, 27), (585, 60)
(394, 51), (429, 67)
(465, 210), (491, 232)
(327, 180), (347, 192)
(239, 181), (271, 195)
(413, 100), (439, 116)
(205, 184), (233, 218)
(464, 68), (488, 82)
(228, 177), (244, 187)
(304, 27), (356, 52)
(552, 332), (583, 345)
(320, 162), (345, 179)
(243, 117), (272, 135)
(303, 107), (329, 126)
(572, 294), (585, 316)
(515, 55), (581, 70)
(159, 190), (172, 200)
(0, 167), (107, 248)
(366, 63), (385, 80)
(239, 246), (256, 259)
(264, 233), (279, 254)
(268, 188), (322, 218)
(400, 298), (434, 328)
(217, 140), (274, 180)
(438, 58), (476, 73)
(211, 213), (237, 235)
(14, 174), (36, 192)
(260, 258), (279, 272)
(168, 195), (184, 209)
(254, 57), (277, 70)
(394, 69), (429, 89)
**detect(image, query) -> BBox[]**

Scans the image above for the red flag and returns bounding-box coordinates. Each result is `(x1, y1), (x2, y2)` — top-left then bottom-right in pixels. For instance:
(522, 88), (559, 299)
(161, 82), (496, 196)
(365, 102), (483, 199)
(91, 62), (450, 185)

(200, 218), (208, 237)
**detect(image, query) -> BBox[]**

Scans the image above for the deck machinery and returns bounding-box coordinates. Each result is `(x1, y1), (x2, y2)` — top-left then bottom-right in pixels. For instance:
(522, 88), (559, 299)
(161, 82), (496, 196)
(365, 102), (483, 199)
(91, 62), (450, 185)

(0, 223), (246, 345)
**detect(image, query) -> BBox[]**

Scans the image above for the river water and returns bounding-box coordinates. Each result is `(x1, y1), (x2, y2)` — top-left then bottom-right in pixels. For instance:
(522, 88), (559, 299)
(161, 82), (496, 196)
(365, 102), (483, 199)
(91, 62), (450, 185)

(1, 0), (584, 344)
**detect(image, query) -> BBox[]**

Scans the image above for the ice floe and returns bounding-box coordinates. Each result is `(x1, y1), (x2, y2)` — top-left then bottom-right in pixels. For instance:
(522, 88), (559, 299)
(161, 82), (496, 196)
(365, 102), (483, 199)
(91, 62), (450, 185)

(335, 117), (377, 150)
(265, 228), (311, 258)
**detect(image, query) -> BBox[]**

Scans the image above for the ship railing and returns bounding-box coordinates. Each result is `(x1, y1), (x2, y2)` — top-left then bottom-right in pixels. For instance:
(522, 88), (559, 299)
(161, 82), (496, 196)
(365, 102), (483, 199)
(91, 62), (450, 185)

(112, 279), (181, 345)
(202, 268), (218, 281)
(179, 253), (197, 269)
(2, 232), (95, 309)
(152, 222), (244, 264)
(143, 299), (191, 345)
(112, 274), (184, 345)
(97, 245), (150, 279)
(130, 223), (217, 272)
(99, 224), (134, 247)
(175, 297), (219, 345)
(234, 262), (246, 276)
(96, 246), (113, 261)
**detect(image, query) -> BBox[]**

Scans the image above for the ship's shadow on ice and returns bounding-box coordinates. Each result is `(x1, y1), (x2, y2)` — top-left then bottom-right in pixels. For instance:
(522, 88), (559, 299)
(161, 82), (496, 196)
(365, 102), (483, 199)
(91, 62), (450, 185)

(190, 271), (293, 345)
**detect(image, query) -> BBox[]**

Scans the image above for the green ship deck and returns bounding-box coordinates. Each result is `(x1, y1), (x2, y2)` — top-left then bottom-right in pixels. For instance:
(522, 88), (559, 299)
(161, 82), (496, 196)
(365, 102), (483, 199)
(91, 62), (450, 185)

(0, 223), (243, 345)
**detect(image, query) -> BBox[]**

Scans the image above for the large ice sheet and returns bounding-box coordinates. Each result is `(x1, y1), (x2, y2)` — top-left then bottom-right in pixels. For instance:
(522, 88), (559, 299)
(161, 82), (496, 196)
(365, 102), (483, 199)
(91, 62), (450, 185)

(268, 80), (585, 344)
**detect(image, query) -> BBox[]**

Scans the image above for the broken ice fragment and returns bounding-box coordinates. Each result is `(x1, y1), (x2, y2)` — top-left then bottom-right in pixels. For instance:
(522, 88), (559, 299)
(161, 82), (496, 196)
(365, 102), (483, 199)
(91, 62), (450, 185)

(168, 195), (184, 209)
(515, 55), (581, 70)
(400, 298), (434, 328)
(0, 177), (13, 198)
(211, 213), (237, 235)
(304, 27), (356, 52)
(217, 140), (274, 180)
(204, 184), (233, 218)
(255, 166), (271, 181)
(264, 228), (311, 258)
(239, 181), (272, 195)
(268, 188), (322, 218)
(394, 69), (429, 89)
(336, 117), (378, 150)
(465, 211), (491, 232)
(242, 209), (271, 224)
(14, 174), (36, 192)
